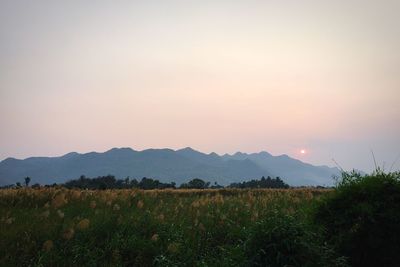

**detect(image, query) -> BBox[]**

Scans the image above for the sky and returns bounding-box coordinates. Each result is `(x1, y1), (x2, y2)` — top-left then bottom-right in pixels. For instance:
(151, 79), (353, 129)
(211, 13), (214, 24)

(0, 0), (399, 172)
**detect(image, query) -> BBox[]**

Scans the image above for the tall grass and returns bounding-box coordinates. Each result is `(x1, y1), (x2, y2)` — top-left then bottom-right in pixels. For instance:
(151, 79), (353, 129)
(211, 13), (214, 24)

(0, 188), (328, 266)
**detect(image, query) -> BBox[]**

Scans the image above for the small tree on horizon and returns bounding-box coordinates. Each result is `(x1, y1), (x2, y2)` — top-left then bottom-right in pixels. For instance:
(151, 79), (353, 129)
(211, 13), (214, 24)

(24, 177), (31, 187)
(180, 178), (210, 189)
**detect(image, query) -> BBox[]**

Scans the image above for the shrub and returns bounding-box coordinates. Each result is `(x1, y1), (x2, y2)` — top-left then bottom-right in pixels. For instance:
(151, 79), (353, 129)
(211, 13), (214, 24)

(245, 212), (347, 267)
(315, 170), (400, 267)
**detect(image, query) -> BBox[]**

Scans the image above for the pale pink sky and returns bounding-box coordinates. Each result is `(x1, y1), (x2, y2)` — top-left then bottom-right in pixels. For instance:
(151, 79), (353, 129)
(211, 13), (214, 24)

(1, 0), (399, 172)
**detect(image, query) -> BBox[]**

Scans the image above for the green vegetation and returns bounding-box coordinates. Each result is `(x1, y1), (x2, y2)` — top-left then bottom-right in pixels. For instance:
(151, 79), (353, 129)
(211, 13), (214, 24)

(1, 170), (399, 266)
(245, 212), (347, 267)
(229, 176), (289, 189)
(62, 175), (290, 190)
(64, 175), (177, 190)
(1, 188), (328, 266)
(314, 169), (400, 267)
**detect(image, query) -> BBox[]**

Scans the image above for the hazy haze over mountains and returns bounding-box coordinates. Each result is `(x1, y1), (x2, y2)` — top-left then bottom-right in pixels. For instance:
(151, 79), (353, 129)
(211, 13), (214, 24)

(0, 147), (340, 186)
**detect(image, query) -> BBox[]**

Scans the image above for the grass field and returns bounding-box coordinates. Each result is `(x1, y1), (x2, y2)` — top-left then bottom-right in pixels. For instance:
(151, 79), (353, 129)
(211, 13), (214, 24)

(0, 188), (331, 266)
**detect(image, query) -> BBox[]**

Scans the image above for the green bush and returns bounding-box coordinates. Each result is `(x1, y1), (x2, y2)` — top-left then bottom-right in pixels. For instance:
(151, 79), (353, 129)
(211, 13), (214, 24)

(315, 170), (400, 267)
(245, 212), (347, 267)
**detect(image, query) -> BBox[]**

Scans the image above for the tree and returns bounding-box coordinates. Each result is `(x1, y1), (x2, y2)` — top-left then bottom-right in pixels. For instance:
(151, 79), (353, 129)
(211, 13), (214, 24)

(64, 175), (174, 189)
(24, 177), (31, 187)
(229, 176), (289, 189)
(180, 178), (210, 189)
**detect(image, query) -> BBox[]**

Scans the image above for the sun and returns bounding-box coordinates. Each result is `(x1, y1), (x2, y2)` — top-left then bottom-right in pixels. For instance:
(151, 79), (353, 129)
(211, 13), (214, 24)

(300, 149), (306, 154)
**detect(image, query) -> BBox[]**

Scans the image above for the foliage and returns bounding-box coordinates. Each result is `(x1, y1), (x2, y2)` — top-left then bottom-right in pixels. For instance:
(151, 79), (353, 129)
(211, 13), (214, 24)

(2, 176), (290, 191)
(229, 176), (289, 189)
(24, 176), (31, 187)
(179, 178), (210, 189)
(314, 169), (400, 267)
(0, 188), (326, 266)
(245, 212), (347, 267)
(64, 175), (176, 190)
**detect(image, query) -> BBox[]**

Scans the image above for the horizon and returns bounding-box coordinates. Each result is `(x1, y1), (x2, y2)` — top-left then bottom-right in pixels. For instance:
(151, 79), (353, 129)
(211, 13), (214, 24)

(0, 146), (363, 172)
(0, 145), (341, 187)
(0, 146), (283, 159)
(1, 1), (399, 173)
(1, 144), (398, 174)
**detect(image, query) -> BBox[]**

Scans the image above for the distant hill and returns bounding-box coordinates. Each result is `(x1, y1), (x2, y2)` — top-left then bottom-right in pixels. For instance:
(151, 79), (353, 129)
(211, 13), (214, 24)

(221, 151), (340, 186)
(0, 147), (340, 186)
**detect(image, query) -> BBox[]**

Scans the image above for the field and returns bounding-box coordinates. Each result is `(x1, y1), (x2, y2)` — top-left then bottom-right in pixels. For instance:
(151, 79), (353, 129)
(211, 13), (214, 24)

(1, 188), (331, 266)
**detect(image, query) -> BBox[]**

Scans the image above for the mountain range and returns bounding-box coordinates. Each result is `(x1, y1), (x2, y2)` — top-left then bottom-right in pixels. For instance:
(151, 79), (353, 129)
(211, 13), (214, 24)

(0, 147), (340, 186)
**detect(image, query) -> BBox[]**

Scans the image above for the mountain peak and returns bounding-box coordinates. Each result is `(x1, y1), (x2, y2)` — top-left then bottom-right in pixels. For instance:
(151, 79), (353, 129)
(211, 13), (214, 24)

(106, 147), (134, 153)
(178, 147), (197, 152)
(60, 152), (80, 159)
(258, 151), (272, 157)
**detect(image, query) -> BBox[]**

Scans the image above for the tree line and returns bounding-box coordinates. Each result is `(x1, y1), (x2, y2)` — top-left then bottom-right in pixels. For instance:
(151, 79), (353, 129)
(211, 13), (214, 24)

(228, 176), (289, 189)
(1, 175), (290, 189)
